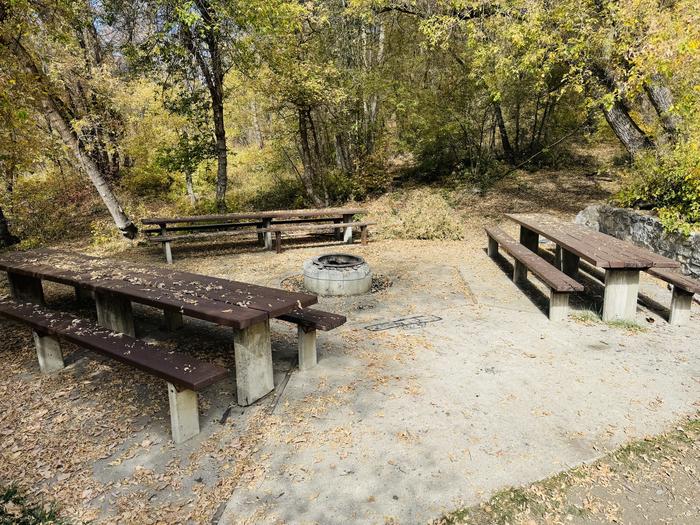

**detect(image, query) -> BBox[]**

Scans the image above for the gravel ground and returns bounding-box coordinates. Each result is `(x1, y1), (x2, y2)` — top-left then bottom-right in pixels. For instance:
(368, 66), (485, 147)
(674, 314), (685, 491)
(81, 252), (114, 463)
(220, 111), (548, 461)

(1, 217), (697, 523)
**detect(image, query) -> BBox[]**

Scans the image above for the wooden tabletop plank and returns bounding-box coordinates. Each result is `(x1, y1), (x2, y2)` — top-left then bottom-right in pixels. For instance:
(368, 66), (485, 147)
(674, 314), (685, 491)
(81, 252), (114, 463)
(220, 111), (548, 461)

(506, 214), (679, 269)
(142, 207), (366, 225)
(0, 250), (315, 325)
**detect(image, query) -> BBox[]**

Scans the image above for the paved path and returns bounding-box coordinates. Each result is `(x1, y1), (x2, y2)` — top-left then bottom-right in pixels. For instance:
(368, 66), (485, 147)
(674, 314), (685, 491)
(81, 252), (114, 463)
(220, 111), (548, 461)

(220, 245), (699, 524)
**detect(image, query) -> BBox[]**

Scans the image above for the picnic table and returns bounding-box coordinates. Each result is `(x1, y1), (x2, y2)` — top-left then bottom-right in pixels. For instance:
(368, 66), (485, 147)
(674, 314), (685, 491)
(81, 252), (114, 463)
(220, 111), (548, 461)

(141, 207), (374, 263)
(505, 213), (680, 321)
(0, 249), (317, 406)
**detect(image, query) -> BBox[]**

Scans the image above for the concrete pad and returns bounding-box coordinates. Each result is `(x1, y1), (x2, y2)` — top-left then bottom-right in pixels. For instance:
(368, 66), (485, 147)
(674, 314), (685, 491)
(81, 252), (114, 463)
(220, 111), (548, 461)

(218, 242), (698, 524)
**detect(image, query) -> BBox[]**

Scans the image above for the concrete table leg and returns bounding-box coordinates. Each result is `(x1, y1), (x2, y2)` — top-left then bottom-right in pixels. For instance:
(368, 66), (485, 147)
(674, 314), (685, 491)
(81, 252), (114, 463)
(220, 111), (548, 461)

(298, 326), (317, 371)
(519, 226), (539, 253)
(548, 290), (570, 322)
(668, 286), (693, 325)
(32, 330), (64, 373)
(233, 320), (274, 406)
(164, 307), (184, 330)
(163, 241), (173, 264)
(487, 236), (498, 257)
(8, 272), (45, 304)
(262, 219), (273, 250)
(333, 218), (343, 240)
(602, 269), (640, 321)
(561, 249), (580, 279)
(167, 382), (200, 443)
(554, 245), (563, 270)
(95, 292), (136, 336)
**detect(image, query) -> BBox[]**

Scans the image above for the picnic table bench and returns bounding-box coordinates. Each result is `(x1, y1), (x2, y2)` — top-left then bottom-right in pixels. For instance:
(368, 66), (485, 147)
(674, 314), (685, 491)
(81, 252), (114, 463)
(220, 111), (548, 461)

(0, 249), (347, 441)
(486, 226), (584, 320)
(141, 208), (374, 263)
(489, 214), (681, 322)
(0, 297), (229, 443)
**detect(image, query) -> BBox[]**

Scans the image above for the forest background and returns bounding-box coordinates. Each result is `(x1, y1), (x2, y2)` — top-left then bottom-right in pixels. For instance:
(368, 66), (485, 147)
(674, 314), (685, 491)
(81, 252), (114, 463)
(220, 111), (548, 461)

(1, 0), (699, 247)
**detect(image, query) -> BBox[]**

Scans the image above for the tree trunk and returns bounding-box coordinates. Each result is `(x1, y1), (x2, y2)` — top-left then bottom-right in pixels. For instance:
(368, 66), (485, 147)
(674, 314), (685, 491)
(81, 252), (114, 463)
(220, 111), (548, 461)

(4, 35), (137, 239)
(185, 171), (197, 206)
(212, 93), (228, 212)
(0, 206), (20, 248)
(645, 74), (681, 142)
(602, 100), (655, 158)
(494, 103), (515, 163)
(297, 108), (324, 206)
(43, 100), (138, 238)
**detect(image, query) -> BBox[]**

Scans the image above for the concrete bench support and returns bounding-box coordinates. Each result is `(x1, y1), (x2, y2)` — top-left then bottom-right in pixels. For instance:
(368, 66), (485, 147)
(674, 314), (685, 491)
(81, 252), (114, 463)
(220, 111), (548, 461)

(233, 320), (274, 406)
(167, 382), (200, 444)
(487, 236), (499, 257)
(513, 260), (527, 284)
(163, 241), (173, 265)
(95, 292), (136, 337)
(297, 326), (318, 371)
(548, 291), (570, 322)
(343, 214), (354, 243)
(669, 286), (693, 325)
(32, 330), (64, 373)
(602, 269), (640, 321)
(164, 307), (184, 330)
(8, 273), (45, 305)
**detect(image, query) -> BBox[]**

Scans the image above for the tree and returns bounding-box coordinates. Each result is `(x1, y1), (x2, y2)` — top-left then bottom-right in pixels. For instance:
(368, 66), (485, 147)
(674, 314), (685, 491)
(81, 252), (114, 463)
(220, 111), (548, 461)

(0, 0), (138, 238)
(118, 0), (238, 211)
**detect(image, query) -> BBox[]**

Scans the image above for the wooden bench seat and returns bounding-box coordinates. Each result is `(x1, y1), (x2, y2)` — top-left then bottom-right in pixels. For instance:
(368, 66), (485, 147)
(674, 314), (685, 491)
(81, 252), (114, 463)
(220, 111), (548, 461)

(0, 297), (229, 443)
(486, 226), (584, 321)
(646, 267), (699, 325)
(277, 308), (346, 370)
(271, 222), (376, 253)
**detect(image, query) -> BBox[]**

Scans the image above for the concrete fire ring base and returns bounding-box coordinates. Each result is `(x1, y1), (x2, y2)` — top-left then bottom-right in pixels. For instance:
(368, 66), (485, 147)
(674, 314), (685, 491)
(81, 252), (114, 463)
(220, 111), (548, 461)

(303, 258), (372, 296)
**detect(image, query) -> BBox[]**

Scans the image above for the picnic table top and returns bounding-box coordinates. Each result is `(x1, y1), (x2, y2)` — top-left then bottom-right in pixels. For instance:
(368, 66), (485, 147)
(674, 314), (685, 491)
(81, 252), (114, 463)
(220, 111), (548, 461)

(142, 207), (366, 225)
(0, 249), (317, 329)
(505, 213), (680, 270)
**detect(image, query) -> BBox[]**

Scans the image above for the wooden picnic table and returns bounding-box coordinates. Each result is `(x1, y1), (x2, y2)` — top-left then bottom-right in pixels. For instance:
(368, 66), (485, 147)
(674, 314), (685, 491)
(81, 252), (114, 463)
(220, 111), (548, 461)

(505, 213), (680, 321)
(142, 207), (366, 226)
(0, 249), (317, 405)
(141, 207), (369, 262)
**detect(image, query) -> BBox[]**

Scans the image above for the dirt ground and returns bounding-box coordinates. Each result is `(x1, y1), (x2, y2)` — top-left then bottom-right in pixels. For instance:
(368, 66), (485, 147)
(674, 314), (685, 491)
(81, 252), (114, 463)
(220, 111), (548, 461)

(0, 167), (698, 524)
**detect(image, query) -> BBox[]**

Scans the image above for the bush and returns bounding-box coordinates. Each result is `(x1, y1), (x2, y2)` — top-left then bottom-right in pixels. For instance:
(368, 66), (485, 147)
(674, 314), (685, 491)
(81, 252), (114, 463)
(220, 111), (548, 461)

(8, 169), (103, 247)
(367, 188), (464, 240)
(616, 143), (700, 234)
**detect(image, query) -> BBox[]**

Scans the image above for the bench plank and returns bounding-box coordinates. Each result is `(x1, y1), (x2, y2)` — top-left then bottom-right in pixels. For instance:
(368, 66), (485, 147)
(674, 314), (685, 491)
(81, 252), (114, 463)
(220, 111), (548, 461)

(278, 308), (347, 331)
(0, 297), (229, 390)
(647, 268), (700, 294)
(142, 208), (366, 225)
(486, 226), (584, 293)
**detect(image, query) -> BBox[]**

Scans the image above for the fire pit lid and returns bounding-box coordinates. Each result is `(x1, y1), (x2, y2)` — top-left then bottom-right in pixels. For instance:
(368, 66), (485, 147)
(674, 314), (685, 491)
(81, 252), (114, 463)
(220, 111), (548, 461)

(313, 253), (366, 269)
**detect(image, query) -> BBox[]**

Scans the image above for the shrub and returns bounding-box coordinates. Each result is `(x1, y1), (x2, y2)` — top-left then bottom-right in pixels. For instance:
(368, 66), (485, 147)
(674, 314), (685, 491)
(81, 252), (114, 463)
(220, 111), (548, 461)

(367, 188), (464, 240)
(615, 143), (700, 234)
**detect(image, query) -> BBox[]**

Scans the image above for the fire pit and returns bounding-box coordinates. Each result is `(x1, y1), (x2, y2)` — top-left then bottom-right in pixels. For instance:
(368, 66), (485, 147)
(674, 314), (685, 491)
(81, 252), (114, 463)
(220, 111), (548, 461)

(303, 254), (372, 296)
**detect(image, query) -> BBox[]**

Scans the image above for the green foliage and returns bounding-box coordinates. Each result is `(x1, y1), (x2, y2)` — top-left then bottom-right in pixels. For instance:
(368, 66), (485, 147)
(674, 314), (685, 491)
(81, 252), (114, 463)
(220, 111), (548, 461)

(0, 485), (62, 524)
(9, 170), (102, 247)
(616, 144), (700, 234)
